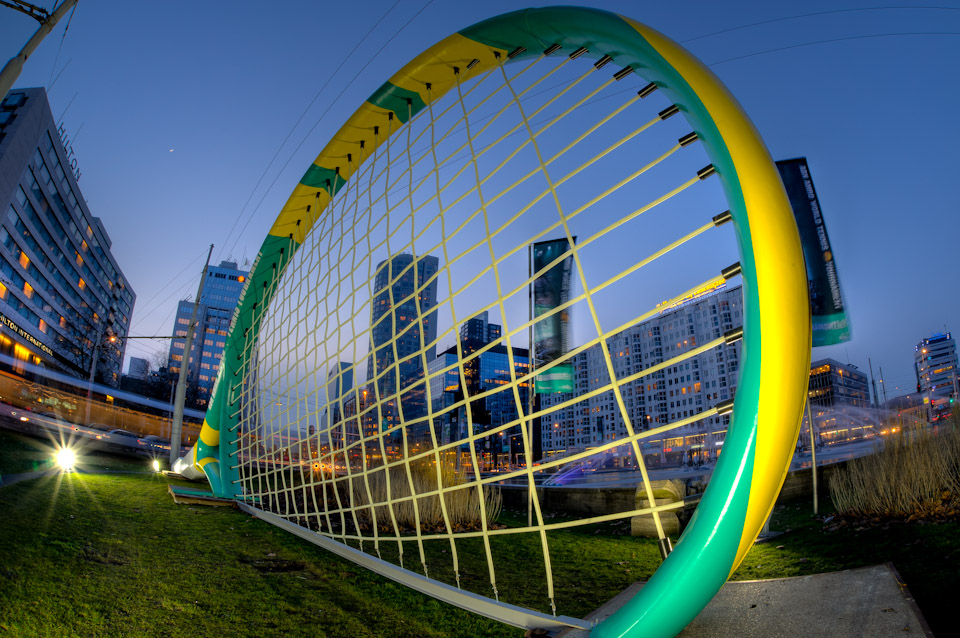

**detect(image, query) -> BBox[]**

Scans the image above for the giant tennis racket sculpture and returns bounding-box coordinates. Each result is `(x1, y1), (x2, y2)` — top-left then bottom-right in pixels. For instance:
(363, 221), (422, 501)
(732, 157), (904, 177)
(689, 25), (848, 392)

(174, 6), (810, 637)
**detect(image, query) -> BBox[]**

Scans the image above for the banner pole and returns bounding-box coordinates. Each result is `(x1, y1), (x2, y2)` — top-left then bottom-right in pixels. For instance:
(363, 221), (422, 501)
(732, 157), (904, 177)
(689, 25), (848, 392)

(806, 399), (818, 515)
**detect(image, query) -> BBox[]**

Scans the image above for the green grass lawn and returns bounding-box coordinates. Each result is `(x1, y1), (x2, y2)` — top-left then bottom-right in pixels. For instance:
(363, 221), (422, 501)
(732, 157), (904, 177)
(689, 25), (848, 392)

(0, 426), (154, 479)
(1, 426), (956, 637)
(0, 471), (521, 638)
(0, 426), (58, 476)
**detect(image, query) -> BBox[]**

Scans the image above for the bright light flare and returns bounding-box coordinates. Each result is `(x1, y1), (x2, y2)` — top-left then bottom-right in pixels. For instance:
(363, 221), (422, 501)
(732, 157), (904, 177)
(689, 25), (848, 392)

(151, 459), (161, 472)
(55, 447), (77, 470)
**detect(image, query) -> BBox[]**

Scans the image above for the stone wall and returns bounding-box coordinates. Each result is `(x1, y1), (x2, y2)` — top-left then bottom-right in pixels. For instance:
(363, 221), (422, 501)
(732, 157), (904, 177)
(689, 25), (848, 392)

(500, 484), (636, 516)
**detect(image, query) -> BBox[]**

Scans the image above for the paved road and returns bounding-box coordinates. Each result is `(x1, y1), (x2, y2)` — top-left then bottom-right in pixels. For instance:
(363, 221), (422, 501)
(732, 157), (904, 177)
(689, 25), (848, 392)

(497, 438), (885, 489)
(0, 402), (168, 458)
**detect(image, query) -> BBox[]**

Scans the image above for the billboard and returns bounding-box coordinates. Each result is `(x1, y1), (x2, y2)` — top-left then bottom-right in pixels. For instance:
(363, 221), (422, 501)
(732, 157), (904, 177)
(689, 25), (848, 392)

(532, 238), (575, 393)
(776, 158), (851, 346)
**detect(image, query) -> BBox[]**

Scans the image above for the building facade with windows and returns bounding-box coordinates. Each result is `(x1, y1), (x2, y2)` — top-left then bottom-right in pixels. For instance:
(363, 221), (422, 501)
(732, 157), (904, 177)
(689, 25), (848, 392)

(428, 339), (530, 468)
(914, 333), (957, 397)
(540, 283), (743, 467)
(914, 333), (958, 421)
(459, 311), (502, 350)
(0, 87), (134, 385)
(365, 253), (439, 433)
(127, 356), (150, 379)
(167, 260), (247, 408)
(366, 253), (439, 398)
(807, 358), (872, 441)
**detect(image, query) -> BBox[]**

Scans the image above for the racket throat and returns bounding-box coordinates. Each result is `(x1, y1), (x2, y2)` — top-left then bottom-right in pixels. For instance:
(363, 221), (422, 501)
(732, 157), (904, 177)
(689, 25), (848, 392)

(658, 537), (674, 560)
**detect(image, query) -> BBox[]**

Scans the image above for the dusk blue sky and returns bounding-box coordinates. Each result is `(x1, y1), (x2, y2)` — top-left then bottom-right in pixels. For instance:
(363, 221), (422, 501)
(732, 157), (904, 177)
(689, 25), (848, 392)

(2, 0), (958, 398)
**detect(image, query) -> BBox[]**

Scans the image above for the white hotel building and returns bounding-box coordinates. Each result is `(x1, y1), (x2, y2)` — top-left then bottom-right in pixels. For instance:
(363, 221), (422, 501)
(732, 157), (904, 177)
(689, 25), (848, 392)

(540, 284), (743, 467)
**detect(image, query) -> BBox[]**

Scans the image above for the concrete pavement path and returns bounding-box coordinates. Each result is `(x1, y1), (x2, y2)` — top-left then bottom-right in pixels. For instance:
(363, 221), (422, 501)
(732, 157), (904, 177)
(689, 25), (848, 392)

(558, 564), (933, 637)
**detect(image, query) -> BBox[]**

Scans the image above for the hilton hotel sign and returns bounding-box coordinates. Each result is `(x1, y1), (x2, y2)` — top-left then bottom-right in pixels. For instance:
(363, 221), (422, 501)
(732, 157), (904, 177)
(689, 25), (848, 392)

(0, 311), (55, 357)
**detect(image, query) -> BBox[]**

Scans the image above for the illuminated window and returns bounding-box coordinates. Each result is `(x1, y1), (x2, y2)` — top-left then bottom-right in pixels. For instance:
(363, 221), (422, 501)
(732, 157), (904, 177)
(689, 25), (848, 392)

(38, 319), (47, 333)
(0, 281), (6, 299)
(18, 252), (29, 269)
(23, 282), (33, 299)
(76, 252), (83, 267)
(81, 240), (88, 252)
(78, 278), (86, 290)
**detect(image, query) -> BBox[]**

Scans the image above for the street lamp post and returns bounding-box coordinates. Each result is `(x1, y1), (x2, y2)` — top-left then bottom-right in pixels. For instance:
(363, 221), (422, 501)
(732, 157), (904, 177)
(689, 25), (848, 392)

(0, 0), (79, 101)
(84, 323), (116, 425)
(170, 244), (214, 464)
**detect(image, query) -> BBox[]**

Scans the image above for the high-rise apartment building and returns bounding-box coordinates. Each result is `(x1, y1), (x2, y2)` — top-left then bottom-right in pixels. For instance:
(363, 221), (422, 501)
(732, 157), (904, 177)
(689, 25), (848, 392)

(167, 260), (247, 407)
(0, 87), (134, 385)
(914, 333), (958, 421)
(459, 311), (502, 350)
(540, 283), (743, 466)
(366, 253), (438, 427)
(428, 332), (530, 468)
(915, 333), (958, 396)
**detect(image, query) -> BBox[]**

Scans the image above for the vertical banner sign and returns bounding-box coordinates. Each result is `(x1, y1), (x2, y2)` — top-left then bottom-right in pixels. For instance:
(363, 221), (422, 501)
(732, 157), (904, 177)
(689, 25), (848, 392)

(776, 158), (851, 346)
(532, 238), (575, 393)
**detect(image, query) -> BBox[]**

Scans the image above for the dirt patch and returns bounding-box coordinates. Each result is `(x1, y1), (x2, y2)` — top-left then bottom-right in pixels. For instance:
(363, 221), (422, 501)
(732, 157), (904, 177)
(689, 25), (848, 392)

(238, 554), (315, 577)
(81, 543), (125, 566)
(820, 493), (960, 532)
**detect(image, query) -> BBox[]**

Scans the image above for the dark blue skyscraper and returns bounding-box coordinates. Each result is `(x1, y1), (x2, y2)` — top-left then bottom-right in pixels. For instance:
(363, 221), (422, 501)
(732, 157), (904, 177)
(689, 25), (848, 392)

(168, 260), (247, 407)
(366, 253), (438, 427)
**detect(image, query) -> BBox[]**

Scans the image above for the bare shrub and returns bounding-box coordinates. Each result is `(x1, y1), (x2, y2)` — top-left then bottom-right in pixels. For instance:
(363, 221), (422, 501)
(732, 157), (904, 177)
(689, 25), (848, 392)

(829, 417), (960, 518)
(350, 460), (501, 533)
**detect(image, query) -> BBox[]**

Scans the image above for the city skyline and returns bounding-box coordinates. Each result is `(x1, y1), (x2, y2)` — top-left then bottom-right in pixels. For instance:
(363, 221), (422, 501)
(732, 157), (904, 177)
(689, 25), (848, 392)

(2, 0), (958, 398)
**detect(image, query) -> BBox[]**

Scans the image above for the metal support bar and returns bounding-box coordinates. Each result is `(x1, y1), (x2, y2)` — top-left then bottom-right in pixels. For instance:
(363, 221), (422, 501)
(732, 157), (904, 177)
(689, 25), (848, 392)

(239, 503), (591, 633)
(170, 244), (214, 463)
